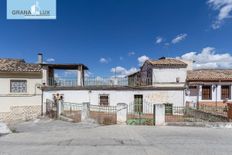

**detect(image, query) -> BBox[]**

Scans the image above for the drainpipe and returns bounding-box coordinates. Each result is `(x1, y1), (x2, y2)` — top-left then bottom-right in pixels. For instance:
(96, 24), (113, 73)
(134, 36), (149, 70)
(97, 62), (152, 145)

(41, 88), (44, 116)
(215, 84), (218, 111)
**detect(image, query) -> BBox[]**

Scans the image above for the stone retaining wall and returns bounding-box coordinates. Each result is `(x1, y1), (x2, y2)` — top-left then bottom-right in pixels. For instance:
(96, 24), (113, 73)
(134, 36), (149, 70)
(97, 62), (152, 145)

(0, 105), (41, 122)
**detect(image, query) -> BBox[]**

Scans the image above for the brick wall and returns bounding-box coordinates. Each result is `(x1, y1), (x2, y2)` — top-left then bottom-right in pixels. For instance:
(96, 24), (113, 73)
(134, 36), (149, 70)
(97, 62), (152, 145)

(199, 102), (227, 107)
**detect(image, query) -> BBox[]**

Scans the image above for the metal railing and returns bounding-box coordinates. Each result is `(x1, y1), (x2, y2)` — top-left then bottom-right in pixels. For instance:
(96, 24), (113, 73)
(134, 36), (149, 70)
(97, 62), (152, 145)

(84, 77), (128, 86)
(48, 78), (78, 87)
(47, 77), (153, 87)
(165, 106), (229, 123)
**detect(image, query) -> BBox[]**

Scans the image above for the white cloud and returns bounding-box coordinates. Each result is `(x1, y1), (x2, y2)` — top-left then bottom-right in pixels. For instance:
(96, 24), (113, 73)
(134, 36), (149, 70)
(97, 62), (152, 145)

(85, 71), (93, 77)
(179, 47), (232, 69)
(46, 58), (55, 62)
(208, 0), (232, 29)
(156, 36), (163, 44)
(171, 33), (188, 44)
(138, 55), (150, 66)
(99, 57), (110, 64)
(64, 70), (77, 77)
(111, 66), (138, 77)
(128, 51), (135, 56)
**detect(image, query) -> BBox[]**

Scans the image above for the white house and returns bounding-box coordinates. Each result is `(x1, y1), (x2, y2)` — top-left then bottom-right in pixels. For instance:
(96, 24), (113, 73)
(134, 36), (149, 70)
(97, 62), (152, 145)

(41, 57), (191, 115)
(1, 53), (231, 123)
(0, 58), (42, 122)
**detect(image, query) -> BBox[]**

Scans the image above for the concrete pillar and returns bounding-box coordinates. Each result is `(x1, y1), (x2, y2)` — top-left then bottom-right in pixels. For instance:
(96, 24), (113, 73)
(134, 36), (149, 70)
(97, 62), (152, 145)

(81, 102), (90, 121)
(231, 85), (232, 101)
(154, 104), (165, 126)
(42, 68), (48, 85)
(198, 85), (202, 101)
(77, 70), (81, 86)
(217, 85), (221, 101)
(57, 100), (62, 118)
(116, 103), (128, 124)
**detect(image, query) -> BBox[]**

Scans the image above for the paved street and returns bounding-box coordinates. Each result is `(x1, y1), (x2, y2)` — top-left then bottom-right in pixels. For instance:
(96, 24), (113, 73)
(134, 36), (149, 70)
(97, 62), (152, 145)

(0, 119), (232, 155)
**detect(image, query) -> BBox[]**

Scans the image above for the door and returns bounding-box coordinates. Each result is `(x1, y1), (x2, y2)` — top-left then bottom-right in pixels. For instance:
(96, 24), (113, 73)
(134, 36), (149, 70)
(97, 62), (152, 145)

(134, 95), (143, 113)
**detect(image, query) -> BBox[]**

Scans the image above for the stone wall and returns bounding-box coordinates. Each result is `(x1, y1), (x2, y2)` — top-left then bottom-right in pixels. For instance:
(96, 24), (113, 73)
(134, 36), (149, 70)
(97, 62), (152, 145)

(0, 105), (41, 123)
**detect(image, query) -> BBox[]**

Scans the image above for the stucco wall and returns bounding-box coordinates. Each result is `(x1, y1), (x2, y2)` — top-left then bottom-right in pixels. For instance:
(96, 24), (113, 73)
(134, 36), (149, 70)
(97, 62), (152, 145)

(0, 77), (42, 113)
(43, 89), (185, 113)
(185, 84), (232, 105)
(153, 68), (187, 84)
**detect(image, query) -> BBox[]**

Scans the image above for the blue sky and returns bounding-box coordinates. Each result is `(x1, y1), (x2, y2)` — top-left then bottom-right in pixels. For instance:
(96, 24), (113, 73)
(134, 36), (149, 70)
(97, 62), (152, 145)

(0, 0), (232, 77)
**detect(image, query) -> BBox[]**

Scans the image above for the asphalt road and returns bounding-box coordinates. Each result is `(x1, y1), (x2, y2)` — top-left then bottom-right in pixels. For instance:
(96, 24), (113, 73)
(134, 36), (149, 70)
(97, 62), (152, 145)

(0, 119), (232, 155)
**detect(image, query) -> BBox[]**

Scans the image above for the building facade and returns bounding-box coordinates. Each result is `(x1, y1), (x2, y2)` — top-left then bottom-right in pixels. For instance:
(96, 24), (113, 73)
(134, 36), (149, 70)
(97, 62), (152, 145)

(0, 53), (232, 122)
(0, 58), (42, 122)
(186, 70), (232, 107)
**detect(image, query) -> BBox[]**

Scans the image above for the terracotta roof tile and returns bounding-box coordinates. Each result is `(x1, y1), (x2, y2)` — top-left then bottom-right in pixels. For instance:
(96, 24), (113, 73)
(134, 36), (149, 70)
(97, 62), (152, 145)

(0, 58), (41, 72)
(187, 70), (232, 81)
(148, 59), (187, 68)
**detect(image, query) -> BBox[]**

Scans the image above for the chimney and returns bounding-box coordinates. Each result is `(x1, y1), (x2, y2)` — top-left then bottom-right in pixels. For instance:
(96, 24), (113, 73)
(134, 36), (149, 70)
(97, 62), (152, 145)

(38, 53), (43, 64)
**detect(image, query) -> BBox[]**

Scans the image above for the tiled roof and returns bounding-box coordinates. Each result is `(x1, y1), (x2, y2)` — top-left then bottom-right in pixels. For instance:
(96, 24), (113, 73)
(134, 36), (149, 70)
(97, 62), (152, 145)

(147, 59), (187, 68)
(187, 70), (232, 81)
(0, 58), (41, 72)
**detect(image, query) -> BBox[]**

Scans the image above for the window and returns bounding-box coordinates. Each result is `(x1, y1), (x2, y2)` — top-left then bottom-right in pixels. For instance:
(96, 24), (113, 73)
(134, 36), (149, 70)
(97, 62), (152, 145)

(10, 80), (27, 93)
(202, 85), (212, 100)
(99, 95), (109, 106)
(189, 86), (198, 96)
(134, 95), (143, 113)
(221, 85), (231, 100)
(165, 103), (173, 115)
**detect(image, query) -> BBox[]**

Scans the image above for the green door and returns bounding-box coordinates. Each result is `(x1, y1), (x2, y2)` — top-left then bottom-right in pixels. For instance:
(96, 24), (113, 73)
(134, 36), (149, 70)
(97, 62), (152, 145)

(134, 95), (143, 113)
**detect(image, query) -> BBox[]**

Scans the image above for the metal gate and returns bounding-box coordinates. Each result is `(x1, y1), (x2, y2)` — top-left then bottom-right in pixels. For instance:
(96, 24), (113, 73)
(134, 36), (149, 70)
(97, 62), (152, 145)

(61, 102), (83, 122)
(89, 105), (117, 125)
(46, 99), (57, 118)
(127, 102), (155, 125)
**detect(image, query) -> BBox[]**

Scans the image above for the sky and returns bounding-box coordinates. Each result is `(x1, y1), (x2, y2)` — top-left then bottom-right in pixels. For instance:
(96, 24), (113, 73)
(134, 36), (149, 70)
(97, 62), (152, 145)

(0, 0), (232, 77)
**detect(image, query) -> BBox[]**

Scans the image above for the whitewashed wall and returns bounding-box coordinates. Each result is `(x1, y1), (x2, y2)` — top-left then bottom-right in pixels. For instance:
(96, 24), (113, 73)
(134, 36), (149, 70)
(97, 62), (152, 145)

(43, 89), (184, 113)
(0, 78), (42, 112)
(153, 68), (187, 84)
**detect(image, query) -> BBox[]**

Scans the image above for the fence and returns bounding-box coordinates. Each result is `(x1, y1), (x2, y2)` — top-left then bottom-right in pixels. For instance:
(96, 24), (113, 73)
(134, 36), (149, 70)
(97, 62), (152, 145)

(85, 77), (128, 86)
(46, 99), (57, 118)
(61, 102), (83, 122)
(165, 105), (229, 123)
(89, 105), (117, 125)
(127, 102), (154, 125)
(47, 77), (154, 87)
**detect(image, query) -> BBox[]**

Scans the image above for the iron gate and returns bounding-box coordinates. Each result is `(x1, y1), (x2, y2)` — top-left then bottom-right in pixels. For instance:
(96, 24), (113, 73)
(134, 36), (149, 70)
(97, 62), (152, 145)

(46, 99), (57, 118)
(127, 102), (155, 125)
(89, 105), (117, 125)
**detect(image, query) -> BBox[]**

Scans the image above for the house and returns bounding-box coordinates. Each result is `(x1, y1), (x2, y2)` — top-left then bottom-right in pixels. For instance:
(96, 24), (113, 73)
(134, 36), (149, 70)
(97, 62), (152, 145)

(41, 57), (191, 115)
(1, 53), (231, 123)
(0, 58), (42, 122)
(128, 57), (192, 87)
(186, 69), (232, 107)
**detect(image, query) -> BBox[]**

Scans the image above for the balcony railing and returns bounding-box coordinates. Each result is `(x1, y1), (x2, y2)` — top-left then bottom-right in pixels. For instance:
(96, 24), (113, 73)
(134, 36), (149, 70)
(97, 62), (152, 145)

(47, 77), (153, 87)
(85, 77), (128, 86)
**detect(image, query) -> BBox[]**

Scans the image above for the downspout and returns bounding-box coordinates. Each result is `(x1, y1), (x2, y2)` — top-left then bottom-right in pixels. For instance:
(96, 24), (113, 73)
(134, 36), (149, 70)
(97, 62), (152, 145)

(215, 84), (218, 110)
(41, 88), (44, 116)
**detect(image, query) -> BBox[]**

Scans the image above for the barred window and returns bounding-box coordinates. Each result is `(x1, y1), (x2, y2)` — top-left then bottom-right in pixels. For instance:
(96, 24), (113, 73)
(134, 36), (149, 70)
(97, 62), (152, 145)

(202, 85), (212, 100)
(10, 80), (27, 93)
(99, 95), (109, 106)
(221, 85), (231, 100)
